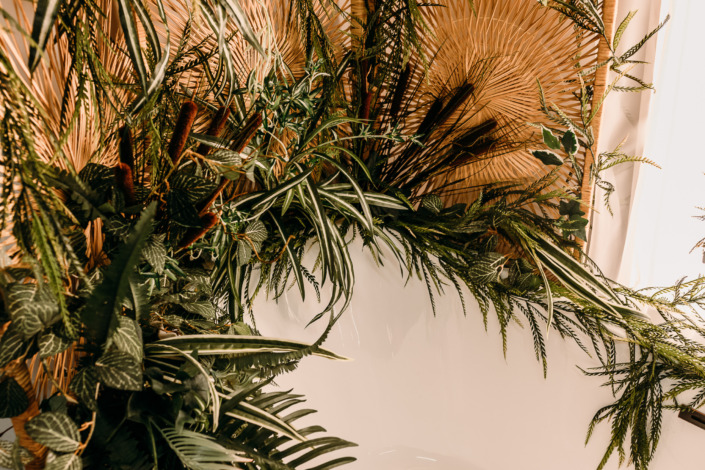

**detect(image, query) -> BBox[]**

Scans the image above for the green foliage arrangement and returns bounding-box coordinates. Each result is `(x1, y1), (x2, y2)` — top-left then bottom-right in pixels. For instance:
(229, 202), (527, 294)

(0, 1), (703, 470)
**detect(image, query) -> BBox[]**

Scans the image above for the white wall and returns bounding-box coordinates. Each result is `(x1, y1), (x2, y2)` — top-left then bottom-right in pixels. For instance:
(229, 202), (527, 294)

(254, 242), (705, 470)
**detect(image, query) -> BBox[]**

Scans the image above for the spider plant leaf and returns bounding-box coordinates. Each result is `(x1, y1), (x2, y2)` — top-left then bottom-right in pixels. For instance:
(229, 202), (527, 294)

(117, 0), (149, 92)
(130, 0), (161, 61)
(270, 214), (306, 300)
(28, 0), (61, 73)
(156, 426), (251, 468)
(218, 0), (265, 57)
(149, 335), (348, 361)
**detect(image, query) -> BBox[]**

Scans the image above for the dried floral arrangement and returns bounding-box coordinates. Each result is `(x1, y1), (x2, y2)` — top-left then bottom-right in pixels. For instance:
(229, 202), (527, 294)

(0, 1), (702, 470)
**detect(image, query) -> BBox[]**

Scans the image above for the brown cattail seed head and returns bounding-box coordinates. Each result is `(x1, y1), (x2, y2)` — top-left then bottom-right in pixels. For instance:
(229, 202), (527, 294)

(119, 125), (134, 170)
(168, 101), (198, 164)
(114, 162), (136, 205)
(197, 106), (231, 156)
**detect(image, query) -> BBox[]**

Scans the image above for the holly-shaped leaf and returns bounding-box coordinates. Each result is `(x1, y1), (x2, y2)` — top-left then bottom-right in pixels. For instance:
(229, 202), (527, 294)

(531, 150), (563, 166)
(542, 127), (561, 150)
(25, 412), (81, 453)
(562, 129), (580, 155)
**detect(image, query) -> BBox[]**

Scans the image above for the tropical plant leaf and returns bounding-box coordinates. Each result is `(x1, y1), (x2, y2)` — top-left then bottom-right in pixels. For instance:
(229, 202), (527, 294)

(38, 331), (72, 358)
(95, 350), (143, 391)
(0, 441), (32, 469)
(156, 426), (251, 468)
(82, 203), (155, 343)
(45, 452), (83, 470)
(69, 367), (100, 411)
(25, 412), (81, 453)
(108, 316), (143, 361)
(142, 234), (167, 274)
(0, 324), (27, 368)
(0, 378), (29, 418)
(6, 283), (60, 339)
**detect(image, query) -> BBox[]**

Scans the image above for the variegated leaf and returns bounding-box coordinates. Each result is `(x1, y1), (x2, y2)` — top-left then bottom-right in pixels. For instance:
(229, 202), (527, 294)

(25, 412), (81, 453)
(96, 350), (142, 391)
(38, 332), (72, 358)
(180, 301), (216, 320)
(245, 220), (267, 243)
(108, 316), (143, 360)
(0, 378), (29, 417)
(142, 234), (166, 273)
(0, 324), (27, 368)
(0, 441), (32, 469)
(46, 452), (82, 470)
(69, 367), (99, 411)
(6, 284), (60, 339)
(469, 253), (506, 284)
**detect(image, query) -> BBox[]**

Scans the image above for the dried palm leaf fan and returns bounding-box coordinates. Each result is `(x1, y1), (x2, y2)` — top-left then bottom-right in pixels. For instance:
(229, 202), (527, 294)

(409, 0), (606, 205)
(374, 0), (614, 218)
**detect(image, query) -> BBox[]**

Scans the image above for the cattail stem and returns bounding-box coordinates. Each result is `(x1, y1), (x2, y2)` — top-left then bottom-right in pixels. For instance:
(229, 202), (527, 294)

(196, 107), (231, 156)
(168, 101), (198, 165)
(389, 63), (412, 122)
(177, 212), (219, 249)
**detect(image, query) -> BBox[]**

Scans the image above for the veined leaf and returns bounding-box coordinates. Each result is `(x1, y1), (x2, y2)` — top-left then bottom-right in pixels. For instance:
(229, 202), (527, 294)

(0, 378), (29, 417)
(25, 412), (81, 453)
(142, 234), (167, 273)
(45, 452), (82, 470)
(69, 367), (99, 411)
(0, 324), (29, 368)
(0, 441), (32, 469)
(38, 331), (72, 358)
(108, 316), (143, 361)
(6, 283), (60, 339)
(96, 350), (143, 391)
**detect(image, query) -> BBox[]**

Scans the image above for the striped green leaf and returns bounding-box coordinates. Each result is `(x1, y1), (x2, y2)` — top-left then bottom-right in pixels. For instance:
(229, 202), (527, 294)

(25, 412), (81, 453)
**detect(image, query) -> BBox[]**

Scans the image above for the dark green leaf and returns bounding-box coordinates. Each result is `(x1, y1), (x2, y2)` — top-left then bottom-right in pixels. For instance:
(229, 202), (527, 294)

(142, 234), (166, 273)
(167, 190), (201, 227)
(531, 150), (563, 166)
(108, 316), (143, 361)
(0, 378), (29, 417)
(6, 283), (60, 339)
(171, 173), (217, 204)
(69, 367), (99, 411)
(38, 331), (72, 358)
(25, 412), (81, 453)
(421, 194), (443, 214)
(96, 350), (143, 391)
(561, 129), (579, 155)
(0, 324), (27, 368)
(542, 127), (561, 150)
(82, 204), (155, 344)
